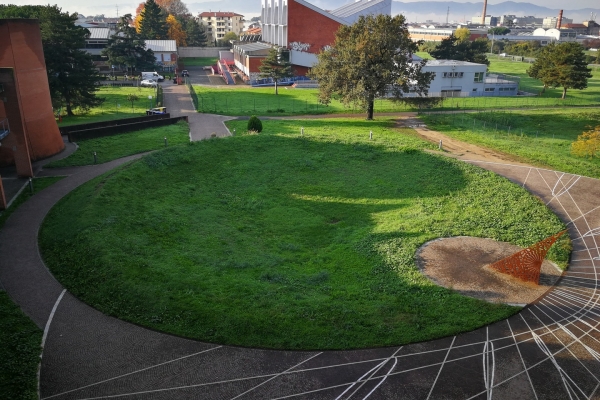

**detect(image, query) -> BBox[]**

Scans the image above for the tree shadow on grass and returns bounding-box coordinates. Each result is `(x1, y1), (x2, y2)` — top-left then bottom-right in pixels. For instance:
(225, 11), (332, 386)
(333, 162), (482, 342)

(41, 133), (522, 349)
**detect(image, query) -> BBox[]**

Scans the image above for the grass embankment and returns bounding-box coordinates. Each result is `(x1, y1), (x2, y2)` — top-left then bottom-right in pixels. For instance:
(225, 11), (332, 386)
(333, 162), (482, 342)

(180, 57), (218, 67)
(40, 118), (569, 349)
(46, 120), (190, 168)
(57, 86), (161, 127)
(420, 109), (600, 178)
(0, 176), (63, 399)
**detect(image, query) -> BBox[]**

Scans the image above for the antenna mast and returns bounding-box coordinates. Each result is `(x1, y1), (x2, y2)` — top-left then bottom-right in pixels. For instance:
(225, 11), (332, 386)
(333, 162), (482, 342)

(446, 7), (449, 25)
(116, 5), (119, 18)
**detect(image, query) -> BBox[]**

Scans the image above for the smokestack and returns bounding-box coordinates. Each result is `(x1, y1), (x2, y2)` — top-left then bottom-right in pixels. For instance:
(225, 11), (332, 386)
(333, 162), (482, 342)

(557, 9), (563, 29)
(481, 0), (487, 25)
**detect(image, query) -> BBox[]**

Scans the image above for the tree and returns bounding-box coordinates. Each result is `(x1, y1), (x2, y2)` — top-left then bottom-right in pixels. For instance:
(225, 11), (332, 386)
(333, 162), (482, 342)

(572, 125), (600, 158)
(166, 14), (187, 45)
(455, 27), (471, 42)
(310, 14), (432, 120)
(183, 18), (207, 47)
(103, 14), (156, 75)
(258, 48), (293, 95)
(126, 93), (140, 112)
(156, 0), (189, 16)
(429, 35), (490, 66)
(138, 0), (168, 40)
(0, 5), (104, 116)
(527, 42), (592, 99)
(488, 27), (511, 35)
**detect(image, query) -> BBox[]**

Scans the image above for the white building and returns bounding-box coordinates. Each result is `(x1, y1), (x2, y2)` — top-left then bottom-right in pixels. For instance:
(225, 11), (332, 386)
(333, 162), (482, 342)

(408, 59), (519, 97)
(145, 40), (178, 66)
(532, 28), (577, 42)
(197, 12), (244, 42)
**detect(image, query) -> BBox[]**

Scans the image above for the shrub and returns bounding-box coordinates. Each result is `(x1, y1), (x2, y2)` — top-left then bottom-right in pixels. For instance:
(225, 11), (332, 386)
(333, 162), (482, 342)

(247, 115), (263, 133)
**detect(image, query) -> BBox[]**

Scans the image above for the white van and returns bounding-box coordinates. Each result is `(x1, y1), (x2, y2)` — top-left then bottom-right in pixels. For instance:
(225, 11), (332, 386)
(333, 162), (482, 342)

(141, 71), (164, 82)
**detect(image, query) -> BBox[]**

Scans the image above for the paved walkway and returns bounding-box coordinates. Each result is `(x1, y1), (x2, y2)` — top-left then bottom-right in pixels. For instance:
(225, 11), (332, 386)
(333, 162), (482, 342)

(1, 89), (600, 399)
(162, 79), (233, 141)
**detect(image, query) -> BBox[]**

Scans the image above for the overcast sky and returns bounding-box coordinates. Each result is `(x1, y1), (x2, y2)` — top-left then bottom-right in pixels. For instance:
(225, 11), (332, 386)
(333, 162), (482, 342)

(6, 0), (598, 19)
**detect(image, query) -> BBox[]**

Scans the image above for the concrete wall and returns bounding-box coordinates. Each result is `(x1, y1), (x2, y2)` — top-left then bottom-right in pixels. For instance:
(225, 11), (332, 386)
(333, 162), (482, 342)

(178, 47), (230, 58)
(0, 19), (64, 170)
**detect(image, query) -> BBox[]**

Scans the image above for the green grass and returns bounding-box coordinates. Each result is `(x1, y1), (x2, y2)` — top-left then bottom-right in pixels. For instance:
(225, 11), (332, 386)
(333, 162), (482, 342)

(39, 118), (569, 349)
(46, 120), (190, 167)
(487, 57), (600, 100)
(0, 176), (62, 399)
(58, 86), (161, 127)
(420, 109), (600, 178)
(0, 292), (42, 400)
(180, 57), (218, 67)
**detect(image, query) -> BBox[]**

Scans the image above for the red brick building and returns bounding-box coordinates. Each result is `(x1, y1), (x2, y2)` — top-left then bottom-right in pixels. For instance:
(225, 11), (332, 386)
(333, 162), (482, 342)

(0, 19), (64, 173)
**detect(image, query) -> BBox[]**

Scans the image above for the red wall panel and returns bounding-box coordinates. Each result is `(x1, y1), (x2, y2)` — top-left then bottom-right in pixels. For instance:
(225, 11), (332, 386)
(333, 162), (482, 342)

(287, 0), (342, 55)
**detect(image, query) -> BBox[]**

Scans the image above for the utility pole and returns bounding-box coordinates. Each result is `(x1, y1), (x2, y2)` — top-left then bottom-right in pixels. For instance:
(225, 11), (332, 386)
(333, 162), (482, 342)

(116, 4), (119, 18)
(446, 7), (449, 25)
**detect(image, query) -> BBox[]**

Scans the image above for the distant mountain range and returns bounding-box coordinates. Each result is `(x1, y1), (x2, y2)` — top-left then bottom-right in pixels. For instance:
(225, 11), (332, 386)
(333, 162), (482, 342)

(186, 1), (599, 24)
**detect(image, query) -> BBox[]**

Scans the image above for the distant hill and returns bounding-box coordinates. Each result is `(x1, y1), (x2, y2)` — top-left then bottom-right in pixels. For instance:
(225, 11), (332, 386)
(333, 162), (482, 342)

(186, 0), (599, 24)
(392, 1), (600, 24)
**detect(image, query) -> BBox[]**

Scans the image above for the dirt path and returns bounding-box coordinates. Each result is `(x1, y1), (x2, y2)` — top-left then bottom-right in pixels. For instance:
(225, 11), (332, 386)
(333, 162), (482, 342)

(396, 113), (533, 167)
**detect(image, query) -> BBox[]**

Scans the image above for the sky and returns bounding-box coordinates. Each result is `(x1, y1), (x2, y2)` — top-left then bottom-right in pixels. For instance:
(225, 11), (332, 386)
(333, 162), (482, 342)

(6, 0), (599, 20)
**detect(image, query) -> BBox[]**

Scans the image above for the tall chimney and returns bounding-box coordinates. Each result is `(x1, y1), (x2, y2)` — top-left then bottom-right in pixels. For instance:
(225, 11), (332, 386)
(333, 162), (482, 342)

(556, 9), (563, 29)
(481, 0), (487, 25)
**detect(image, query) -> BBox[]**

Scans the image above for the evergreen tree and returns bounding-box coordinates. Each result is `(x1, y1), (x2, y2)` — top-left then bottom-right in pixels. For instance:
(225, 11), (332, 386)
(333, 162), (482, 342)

(429, 35), (490, 66)
(310, 14), (432, 120)
(183, 18), (207, 47)
(258, 48), (293, 95)
(527, 42), (592, 99)
(138, 0), (168, 40)
(0, 4), (104, 116)
(103, 14), (156, 75)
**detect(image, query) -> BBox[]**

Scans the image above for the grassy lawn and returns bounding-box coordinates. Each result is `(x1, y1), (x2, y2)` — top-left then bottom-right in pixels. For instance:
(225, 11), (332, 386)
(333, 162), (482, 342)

(0, 292), (42, 400)
(180, 57), (218, 67)
(0, 176), (63, 399)
(46, 120), (190, 168)
(420, 109), (600, 178)
(58, 86), (161, 127)
(39, 118), (569, 349)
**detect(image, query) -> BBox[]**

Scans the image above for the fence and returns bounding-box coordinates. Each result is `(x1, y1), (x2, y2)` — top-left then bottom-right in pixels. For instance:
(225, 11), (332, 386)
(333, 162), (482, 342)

(186, 78), (199, 110)
(61, 115), (187, 142)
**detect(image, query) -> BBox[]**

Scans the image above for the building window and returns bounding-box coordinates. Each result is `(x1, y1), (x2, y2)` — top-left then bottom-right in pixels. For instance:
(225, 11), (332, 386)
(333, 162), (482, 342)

(472, 88), (477, 91)
(443, 72), (463, 78)
(484, 87), (495, 92)
(474, 72), (484, 82)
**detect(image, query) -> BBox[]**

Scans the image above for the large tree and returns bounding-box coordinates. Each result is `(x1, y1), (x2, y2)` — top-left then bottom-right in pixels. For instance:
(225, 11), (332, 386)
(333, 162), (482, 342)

(166, 14), (187, 45)
(103, 14), (156, 75)
(156, 0), (189, 16)
(258, 48), (293, 95)
(138, 0), (168, 40)
(0, 5), (103, 116)
(183, 17), (207, 47)
(309, 14), (432, 120)
(527, 42), (592, 99)
(429, 35), (490, 66)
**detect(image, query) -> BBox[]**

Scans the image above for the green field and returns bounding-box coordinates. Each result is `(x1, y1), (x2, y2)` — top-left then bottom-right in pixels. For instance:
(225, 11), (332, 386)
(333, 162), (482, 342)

(420, 109), (600, 178)
(180, 57), (218, 67)
(58, 86), (161, 127)
(40, 118), (569, 349)
(47, 120), (190, 168)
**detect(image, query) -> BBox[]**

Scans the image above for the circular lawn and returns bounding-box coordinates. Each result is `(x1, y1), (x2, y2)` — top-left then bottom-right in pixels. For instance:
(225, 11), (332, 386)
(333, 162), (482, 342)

(39, 120), (570, 349)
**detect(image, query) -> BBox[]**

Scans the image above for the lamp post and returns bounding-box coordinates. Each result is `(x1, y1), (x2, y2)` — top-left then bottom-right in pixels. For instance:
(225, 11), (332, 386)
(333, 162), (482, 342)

(148, 95), (153, 109)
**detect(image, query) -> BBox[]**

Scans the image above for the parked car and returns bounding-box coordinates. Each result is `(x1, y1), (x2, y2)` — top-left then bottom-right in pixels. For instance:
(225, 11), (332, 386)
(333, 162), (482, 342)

(140, 79), (157, 87)
(146, 107), (167, 115)
(181, 70), (189, 77)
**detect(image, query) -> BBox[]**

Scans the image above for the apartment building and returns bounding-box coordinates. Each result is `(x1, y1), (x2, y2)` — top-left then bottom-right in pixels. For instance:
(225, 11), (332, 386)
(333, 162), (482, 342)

(197, 12), (244, 42)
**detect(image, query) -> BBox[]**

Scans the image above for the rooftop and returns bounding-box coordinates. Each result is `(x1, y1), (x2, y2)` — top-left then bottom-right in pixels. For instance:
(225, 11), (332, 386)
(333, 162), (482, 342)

(198, 12), (243, 17)
(145, 40), (177, 52)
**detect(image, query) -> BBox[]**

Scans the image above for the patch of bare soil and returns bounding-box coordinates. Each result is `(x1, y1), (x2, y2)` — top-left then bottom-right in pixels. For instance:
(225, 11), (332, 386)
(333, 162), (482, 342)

(396, 114), (532, 167)
(416, 237), (563, 306)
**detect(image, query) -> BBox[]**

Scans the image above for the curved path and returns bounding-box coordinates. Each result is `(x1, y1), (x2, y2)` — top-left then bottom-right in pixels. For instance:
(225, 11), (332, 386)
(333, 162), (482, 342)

(1, 117), (600, 398)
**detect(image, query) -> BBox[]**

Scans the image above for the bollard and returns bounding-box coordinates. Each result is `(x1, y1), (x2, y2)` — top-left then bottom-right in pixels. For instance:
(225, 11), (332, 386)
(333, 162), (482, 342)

(164, 137), (168, 147)
(439, 140), (443, 150)
(301, 127), (304, 136)
(93, 151), (97, 164)
(29, 177), (33, 194)
(233, 128), (236, 135)
(369, 130), (373, 140)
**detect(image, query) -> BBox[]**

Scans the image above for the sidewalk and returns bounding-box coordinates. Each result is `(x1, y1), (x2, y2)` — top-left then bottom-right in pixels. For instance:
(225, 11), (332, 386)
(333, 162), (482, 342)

(161, 80), (233, 141)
